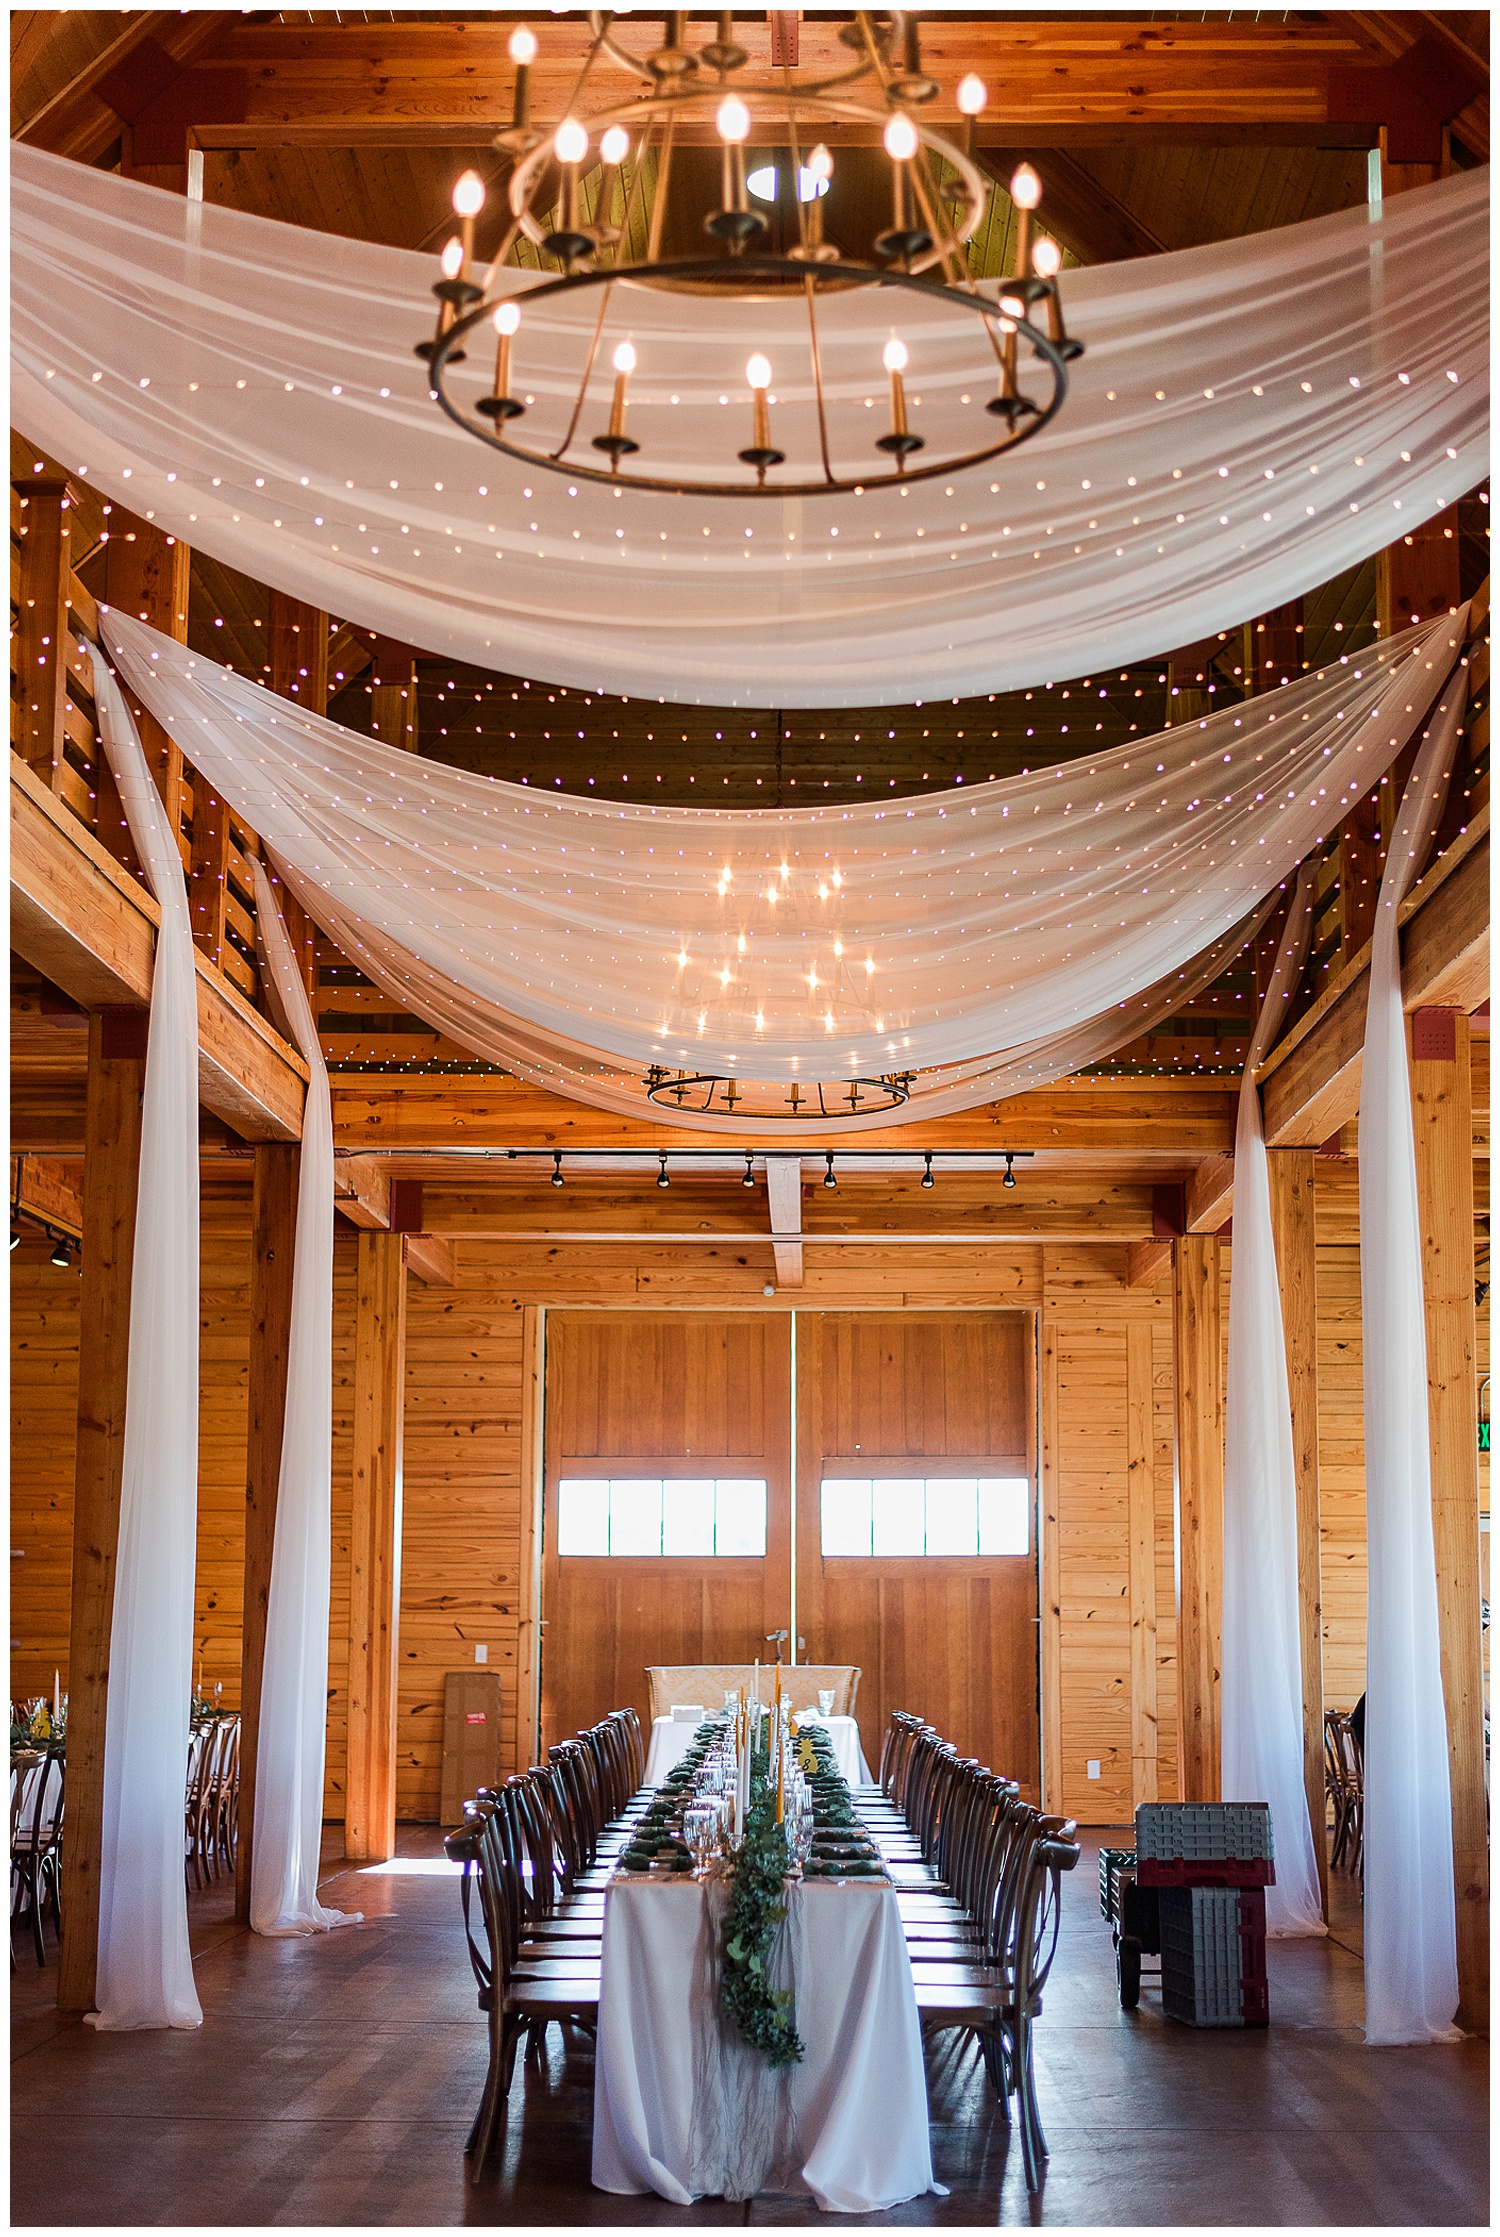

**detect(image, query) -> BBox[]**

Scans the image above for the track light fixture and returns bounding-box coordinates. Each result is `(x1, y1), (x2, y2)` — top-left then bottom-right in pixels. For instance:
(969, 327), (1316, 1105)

(657, 1152), (671, 1189)
(921, 1151), (934, 1188)
(550, 1151), (565, 1187)
(824, 1153), (838, 1189)
(1003, 1153), (1017, 1189)
(742, 1153), (756, 1189)
(49, 1232), (72, 1268)
(10, 1224), (21, 1250)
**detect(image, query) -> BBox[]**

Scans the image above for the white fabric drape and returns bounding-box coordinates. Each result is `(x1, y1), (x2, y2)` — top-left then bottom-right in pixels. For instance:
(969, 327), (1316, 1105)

(86, 651), (202, 2032)
(593, 1876), (937, 2211)
(12, 146), (1487, 710)
(100, 608), (1465, 1127)
(1220, 864), (1325, 1937)
(1359, 670), (1468, 2047)
(246, 862), (357, 1939)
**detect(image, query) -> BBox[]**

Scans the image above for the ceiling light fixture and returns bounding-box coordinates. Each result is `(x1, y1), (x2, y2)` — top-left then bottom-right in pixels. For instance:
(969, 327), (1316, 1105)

(420, 11), (1077, 497)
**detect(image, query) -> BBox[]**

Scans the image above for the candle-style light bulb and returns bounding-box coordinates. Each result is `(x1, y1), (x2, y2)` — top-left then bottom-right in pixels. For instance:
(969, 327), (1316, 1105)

(1008, 162), (1042, 291)
(593, 338), (640, 463)
(480, 298), (524, 421)
(439, 236), (464, 280)
(422, 233), (472, 358)
(508, 25), (537, 129)
(451, 169), (485, 273)
(546, 119), (595, 263)
(738, 353), (783, 481)
(1030, 232), (1078, 356)
(956, 72), (988, 116)
(600, 124), (630, 167)
(594, 123), (630, 245)
(1032, 234), (1062, 277)
(789, 141), (836, 259)
(717, 96), (752, 144)
(708, 94), (763, 247)
(877, 335), (922, 464)
(877, 111), (930, 265)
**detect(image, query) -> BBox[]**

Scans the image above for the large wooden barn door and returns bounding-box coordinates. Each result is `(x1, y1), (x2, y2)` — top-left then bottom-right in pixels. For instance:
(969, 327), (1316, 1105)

(795, 1313), (1040, 1799)
(541, 1315), (791, 1747)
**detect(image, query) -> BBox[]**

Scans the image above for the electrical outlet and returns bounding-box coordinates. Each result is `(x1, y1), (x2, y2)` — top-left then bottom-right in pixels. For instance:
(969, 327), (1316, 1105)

(1086, 1759), (1101, 1779)
(474, 1642), (488, 1664)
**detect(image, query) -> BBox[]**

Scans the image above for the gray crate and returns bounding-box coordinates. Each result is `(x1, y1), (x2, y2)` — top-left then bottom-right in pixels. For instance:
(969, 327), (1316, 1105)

(1135, 1801), (1273, 1864)
(1159, 1886), (1246, 2026)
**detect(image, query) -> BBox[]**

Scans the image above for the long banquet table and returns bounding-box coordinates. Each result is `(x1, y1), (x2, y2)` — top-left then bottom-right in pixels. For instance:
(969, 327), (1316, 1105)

(644, 1712), (870, 1790)
(592, 1797), (938, 2211)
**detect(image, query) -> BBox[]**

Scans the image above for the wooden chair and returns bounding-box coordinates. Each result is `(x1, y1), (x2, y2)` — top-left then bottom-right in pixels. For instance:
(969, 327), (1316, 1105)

(1325, 1709), (1364, 1874)
(11, 1744), (64, 1966)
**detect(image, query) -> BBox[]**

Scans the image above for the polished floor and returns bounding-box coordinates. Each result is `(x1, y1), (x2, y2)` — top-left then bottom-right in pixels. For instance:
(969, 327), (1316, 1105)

(10, 1824), (1488, 2228)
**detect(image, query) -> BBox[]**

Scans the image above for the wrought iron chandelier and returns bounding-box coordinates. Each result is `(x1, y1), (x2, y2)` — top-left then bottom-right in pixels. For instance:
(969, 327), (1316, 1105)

(643, 1066), (916, 1118)
(418, 10), (1080, 497)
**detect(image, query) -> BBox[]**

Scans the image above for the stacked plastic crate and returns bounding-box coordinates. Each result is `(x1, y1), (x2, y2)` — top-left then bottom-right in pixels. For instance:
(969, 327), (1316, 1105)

(1134, 1801), (1273, 2026)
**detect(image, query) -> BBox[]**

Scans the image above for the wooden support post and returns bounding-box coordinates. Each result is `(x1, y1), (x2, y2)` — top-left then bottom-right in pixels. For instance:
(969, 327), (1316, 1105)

(57, 1010), (145, 2012)
(1411, 1007), (1488, 2034)
(235, 1144), (299, 1924)
(14, 475), (77, 789)
(1039, 1308), (1064, 1816)
(187, 772), (231, 967)
(1173, 1233), (1223, 1803)
(269, 590), (330, 717)
(1127, 1319), (1159, 1804)
(369, 639), (419, 753)
(100, 505), (190, 841)
(1268, 1147), (1328, 1919)
(516, 1305), (546, 1771)
(346, 1230), (407, 1862)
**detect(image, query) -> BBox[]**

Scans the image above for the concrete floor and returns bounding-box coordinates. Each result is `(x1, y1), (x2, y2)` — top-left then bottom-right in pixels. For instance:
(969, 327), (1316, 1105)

(9, 1826), (1488, 2227)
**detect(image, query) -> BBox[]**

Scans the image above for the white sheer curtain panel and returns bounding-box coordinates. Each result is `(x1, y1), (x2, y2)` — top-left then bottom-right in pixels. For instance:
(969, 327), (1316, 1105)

(12, 147), (1486, 709)
(85, 650), (202, 2032)
(1220, 863), (1325, 1936)
(246, 861), (359, 1938)
(101, 609), (1465, 1130)
(1359, 667), (1468, 2046)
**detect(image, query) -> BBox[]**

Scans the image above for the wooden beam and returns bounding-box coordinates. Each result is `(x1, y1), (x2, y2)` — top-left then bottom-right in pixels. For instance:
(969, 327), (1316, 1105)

(515, 1304), (546, 1771)
(11, 754), (308, 1142)
(164, 16), (1400, 140)
(333, 1153), (391, 1230)
(57, 1013), (145, 2013)
(345, 1230), (406, 1863)
(1127, 1236), (1174, 1289)
(16, 10), (234, 162)
(235, 1143), (298, 1925)
(1268, 1148), (1327, 1921)
(1411, 1009), (1488, 2034)
(1185, 1154), (1235, 1234)
(766, 1158), (803, 1289)
(100, 505), (190, 832)
(1259, 819), (1489, 1147)
(403, 1231), (456, 1287)
(269, 591), (329, 717)
(14, 477), (77, 792)
(1126, 1318), (1159, 1804)
(331, 1077), (1237, 1159)
(1173, 1232), (1223, 1804)
(194, 116), (1385, 154)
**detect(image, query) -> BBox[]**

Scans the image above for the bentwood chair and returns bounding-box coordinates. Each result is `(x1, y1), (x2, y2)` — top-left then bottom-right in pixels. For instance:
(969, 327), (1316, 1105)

(11, 1744), (65, 1966)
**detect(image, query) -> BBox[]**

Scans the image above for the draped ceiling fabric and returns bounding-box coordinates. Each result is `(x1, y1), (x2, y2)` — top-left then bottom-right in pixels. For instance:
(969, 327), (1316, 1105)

(1221, 863), (1326, 1938)
(102, 609), (1464, 1131)
(247, 862), (357, 1941)
(1359, 680), (1467, 2046)
(12, 146), (1487, 711)
(86, 652), (202, 2033)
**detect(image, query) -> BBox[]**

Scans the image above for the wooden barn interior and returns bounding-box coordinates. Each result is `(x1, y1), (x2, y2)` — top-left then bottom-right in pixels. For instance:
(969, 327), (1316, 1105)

(8, 7), (1491, 2226)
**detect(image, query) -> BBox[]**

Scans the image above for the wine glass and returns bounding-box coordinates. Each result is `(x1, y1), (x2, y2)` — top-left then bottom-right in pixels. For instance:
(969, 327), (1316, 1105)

(818, 1689), (835, 1718)
(684, 1801), (717, 1880)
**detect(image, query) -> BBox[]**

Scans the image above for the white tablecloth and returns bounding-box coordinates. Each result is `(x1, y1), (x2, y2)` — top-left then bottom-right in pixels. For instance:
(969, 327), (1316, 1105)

(592, 1872), (938, 2212)
(644, 1714), (871, 1788)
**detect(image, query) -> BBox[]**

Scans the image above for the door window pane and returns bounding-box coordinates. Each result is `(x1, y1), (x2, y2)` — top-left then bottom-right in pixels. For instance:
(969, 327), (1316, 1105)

(820, 1475), (1032, 1557)
(925, 1477), (979, 1556)
(821, 1479), (872, 1557)
(714, 1479), (768, 1557)
(607, 1478), (663, 1556)
(977, 1477), (1031, 1556)
(557, 1479), (610, 1556)
(872, 1477), (926, 1558)
(663, 1479), (716, 1557)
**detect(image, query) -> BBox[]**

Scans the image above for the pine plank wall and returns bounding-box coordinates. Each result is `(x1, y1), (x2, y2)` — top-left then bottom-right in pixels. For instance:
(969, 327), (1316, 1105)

(9, 1164), (1489, 1827)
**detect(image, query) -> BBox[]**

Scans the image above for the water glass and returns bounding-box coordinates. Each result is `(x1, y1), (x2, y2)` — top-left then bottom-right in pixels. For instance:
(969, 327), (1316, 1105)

(818, 1689), (835, 1717)
(683, 1801), (717, 1879)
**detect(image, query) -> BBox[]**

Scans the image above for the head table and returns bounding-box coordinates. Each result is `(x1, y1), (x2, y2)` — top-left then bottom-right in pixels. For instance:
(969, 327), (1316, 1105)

(592, 1867), (939, 2213)
(644, 1712), (871, 1790)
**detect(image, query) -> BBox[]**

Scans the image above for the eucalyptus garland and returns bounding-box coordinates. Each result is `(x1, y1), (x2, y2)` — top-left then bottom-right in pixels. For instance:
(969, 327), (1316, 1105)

(719, 1743), (804, 2067)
